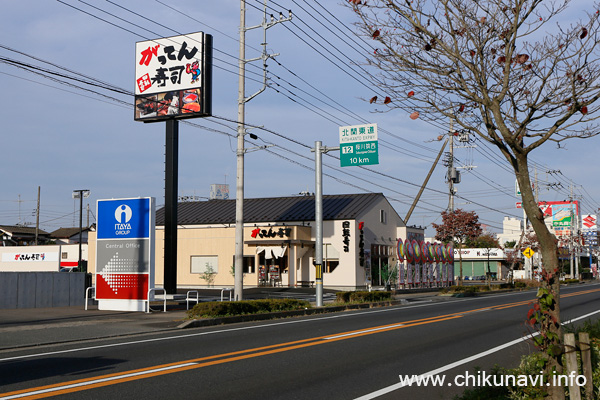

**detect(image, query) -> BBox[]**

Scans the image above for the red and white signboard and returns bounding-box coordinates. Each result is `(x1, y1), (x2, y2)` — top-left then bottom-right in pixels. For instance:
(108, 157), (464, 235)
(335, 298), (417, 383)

(582, 214), (597, 230)
(134, 32), (212, 122)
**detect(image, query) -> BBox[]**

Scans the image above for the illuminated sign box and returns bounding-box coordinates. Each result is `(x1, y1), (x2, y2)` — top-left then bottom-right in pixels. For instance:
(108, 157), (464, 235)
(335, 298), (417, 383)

(95, 197), (155, 311)
(134, 32), (212, 122)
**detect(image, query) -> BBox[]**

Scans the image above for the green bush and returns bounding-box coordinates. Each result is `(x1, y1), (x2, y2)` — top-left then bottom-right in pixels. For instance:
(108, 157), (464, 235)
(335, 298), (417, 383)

(514, 280), (528, 288)
(448, 285), (478, 294)
(336, 291), (352, 303)
(187, 298), (311, 319)
(335, 291), (392, 303)
(514, 279), (542, 289)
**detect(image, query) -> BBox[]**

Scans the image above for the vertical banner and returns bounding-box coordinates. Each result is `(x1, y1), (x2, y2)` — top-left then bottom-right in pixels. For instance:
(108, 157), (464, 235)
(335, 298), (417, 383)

(95, 197), (155, 311)
(398, 262), (405, 288)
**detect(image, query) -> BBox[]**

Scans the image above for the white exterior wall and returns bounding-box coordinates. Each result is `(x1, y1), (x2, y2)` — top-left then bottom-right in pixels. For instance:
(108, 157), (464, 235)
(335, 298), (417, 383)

(0, 245), (61, 272)
(294, 196), (408, 289)
(355, 197), (406, 287)
(0, 244), (88, 272)
(59, 244), (89, 267)
(497, 217), (523, 246)
(320, 219), (359, 288)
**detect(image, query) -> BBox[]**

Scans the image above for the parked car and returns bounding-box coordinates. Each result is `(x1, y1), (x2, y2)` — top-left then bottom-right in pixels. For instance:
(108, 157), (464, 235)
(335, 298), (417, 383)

(59, 267), (79, 272)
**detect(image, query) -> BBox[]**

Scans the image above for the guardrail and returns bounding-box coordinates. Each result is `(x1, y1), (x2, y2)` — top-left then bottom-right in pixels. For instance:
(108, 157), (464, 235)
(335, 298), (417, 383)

(146, 288), (166, 313)
(186, 290), (199, 310)
(221, 288), (233, 302)
(84, 286), (95, 311)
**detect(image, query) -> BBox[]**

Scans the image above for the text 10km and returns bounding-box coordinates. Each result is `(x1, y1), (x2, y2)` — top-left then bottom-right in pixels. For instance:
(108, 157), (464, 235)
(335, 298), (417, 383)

(349, 157), (371, 164)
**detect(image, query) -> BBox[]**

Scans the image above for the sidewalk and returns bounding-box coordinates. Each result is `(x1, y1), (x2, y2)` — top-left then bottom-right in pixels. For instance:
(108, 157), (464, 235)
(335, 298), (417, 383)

(0, 304), (189, 351)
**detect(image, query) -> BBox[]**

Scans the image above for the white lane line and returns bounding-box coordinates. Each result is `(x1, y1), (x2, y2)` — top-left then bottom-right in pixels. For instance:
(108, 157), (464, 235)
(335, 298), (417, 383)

(353, 309), (600, 400)
(0, 363), (198, 400)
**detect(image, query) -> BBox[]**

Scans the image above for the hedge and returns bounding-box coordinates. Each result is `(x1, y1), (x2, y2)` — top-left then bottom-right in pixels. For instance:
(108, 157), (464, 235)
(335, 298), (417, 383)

(335, 291), (392, 303)
(187, 298), (311, 319)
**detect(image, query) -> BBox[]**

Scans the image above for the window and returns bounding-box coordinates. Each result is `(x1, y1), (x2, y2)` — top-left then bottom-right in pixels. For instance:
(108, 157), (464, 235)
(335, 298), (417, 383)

(232, 255), (256, 274)
(191, 256), (218, 274)
(61, 252), (68, 259)
(380, 209), (387, 224)
(324, 244), (340, 273)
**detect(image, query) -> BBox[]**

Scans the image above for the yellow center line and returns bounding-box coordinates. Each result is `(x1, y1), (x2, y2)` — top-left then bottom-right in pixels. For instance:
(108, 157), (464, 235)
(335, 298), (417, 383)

(2, 287), (598, 399)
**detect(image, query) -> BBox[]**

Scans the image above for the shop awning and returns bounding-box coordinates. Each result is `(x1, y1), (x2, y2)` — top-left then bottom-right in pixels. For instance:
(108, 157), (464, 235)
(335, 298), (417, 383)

(257, 245), (287, 259)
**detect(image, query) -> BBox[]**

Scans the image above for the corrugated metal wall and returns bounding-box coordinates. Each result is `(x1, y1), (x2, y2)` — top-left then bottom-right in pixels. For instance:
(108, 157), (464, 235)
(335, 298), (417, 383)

(0, 272), (85, 309)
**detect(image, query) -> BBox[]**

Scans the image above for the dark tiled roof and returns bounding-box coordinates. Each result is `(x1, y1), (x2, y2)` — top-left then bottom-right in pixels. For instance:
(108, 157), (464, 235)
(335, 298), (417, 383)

(50, 227), (90, 238)
(156, 193), (384, 226)
(0, 225), (49, 236)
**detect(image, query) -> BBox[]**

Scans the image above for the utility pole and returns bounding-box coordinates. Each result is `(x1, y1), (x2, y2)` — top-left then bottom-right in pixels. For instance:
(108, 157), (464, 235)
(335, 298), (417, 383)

(72, 190), (90, 273)
(234, 0), (246, 303)
(443, 119), (458, 212)
(448, 120), (455, 212)
(35, 186), (40, 245)
(235, 0), (291, 301)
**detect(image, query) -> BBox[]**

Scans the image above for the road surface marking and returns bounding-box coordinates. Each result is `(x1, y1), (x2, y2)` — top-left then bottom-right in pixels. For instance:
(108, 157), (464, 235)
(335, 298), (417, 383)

(1, 287), (598, 399)
(353, 308), (600, 400)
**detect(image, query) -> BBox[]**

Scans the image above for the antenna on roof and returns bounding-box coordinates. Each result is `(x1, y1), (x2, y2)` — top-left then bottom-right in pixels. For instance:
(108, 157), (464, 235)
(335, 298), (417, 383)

(298, 185), (312, 196)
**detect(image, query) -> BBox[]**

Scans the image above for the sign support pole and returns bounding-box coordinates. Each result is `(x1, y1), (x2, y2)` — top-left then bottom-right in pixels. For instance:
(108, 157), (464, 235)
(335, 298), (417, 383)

(312, 141), (339, 307)
(315, 141), (324, 307)
(164, 119), (179, 295)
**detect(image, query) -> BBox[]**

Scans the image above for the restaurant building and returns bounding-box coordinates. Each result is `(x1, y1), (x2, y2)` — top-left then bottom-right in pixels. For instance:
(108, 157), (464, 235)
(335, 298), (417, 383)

(88, 193), (423, 290)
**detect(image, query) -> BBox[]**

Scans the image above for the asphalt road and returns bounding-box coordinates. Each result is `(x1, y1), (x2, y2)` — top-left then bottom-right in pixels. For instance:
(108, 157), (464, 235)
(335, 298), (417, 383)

(1, 284), (600, 400)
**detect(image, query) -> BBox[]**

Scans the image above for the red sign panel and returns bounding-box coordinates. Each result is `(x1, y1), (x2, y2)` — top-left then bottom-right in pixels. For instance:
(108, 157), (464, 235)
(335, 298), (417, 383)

(96, 273), (149, 300)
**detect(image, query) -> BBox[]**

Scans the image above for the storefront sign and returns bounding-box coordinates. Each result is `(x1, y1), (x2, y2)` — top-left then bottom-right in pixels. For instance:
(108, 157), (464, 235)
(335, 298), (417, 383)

(251, 226), (292, 239)
(453, 248), (505, 259)
(134, 32), (212, 122)
(342, 221), (351, 252)
(358, 222), (365, 266)
(2, 252), (59, 262)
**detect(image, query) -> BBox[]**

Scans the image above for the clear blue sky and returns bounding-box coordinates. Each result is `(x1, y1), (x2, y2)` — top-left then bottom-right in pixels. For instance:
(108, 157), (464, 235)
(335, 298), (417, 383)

(1, 0), (598, 237)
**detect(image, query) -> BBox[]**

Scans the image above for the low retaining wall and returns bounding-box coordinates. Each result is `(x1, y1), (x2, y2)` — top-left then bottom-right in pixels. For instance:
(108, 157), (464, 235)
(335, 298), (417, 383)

(0, 272), (86, 309)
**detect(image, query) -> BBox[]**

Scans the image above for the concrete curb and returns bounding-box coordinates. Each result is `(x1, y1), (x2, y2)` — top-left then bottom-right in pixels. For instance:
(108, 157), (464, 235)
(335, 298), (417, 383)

(179, 299), (406, 329)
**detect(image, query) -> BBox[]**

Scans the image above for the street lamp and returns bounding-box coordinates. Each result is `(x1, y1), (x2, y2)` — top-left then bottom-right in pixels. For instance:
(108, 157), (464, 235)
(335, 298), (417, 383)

(72, 190), (90, 273)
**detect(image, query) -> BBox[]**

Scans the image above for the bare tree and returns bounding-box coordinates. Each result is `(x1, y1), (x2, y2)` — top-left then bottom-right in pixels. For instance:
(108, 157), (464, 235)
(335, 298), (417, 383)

(346, 1), (600, 397)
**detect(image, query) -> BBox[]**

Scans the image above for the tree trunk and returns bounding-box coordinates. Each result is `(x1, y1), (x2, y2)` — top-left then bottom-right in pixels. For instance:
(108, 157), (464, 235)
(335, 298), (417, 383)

(458, 248), (463, 286)
(515, 153), (564, 399)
